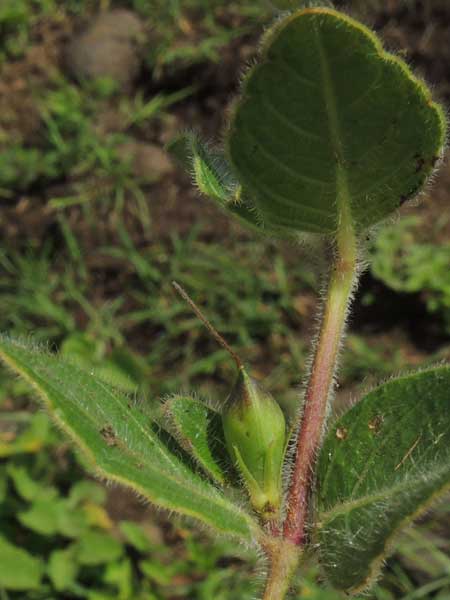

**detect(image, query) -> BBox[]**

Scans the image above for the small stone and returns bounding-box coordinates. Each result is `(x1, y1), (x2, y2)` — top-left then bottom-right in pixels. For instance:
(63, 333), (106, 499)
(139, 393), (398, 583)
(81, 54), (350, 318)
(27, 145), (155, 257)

(335, 427), (348, 440)
(65, 10), (146, 91)
(117, 141), (173, 182)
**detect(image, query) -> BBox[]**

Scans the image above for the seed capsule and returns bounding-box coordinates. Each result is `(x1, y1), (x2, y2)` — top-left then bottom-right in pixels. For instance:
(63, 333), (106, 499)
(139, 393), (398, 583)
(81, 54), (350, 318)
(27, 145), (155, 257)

(222, 368), (286, 520)
(171, 281), (287, 520)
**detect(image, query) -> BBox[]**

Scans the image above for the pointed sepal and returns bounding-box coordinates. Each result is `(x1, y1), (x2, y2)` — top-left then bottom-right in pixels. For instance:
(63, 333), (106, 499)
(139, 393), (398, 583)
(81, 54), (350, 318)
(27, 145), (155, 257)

(162, 395), (229, 486)
(167, 132), (265, 232)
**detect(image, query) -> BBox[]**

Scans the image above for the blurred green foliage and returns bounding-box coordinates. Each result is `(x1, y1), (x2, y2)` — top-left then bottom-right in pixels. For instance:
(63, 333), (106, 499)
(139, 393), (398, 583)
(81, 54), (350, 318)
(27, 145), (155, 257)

(131, 0), (269, 70)
(0, 0), (52, 63)
(0, 411), (259, 599)
(0, 222), (317, 404)
(0, 0), (93, 65)
(370, 217), (450, 333)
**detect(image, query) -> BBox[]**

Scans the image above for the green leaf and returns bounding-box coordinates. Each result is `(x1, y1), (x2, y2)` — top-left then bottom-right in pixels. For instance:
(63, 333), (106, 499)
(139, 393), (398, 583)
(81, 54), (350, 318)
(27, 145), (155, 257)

(0, 335), (255, 540)
(18, 500), (60, 536)
(190, 133), (237, 202)
(228, 8), (446, 234)
(61, 333), (143, 393)
(48, 547), (79, 591)
(163, 395), (228, 485)
(103, 559), (134, 600)
(119, 521), (153, 553)
(139, 560), (175, 586)
(316, 366), (450, 593)
(56, 502), (89, 538)
(0, 472), (7, 504)
(67, 480), (107, 507)
(169, 133), (263, 231)
(0, 534), (43, 590)
(76, 531), (123, 566)
(88, 593), (118, 600)
(7, 464), (57, 502)
(18, 496), (89, 538)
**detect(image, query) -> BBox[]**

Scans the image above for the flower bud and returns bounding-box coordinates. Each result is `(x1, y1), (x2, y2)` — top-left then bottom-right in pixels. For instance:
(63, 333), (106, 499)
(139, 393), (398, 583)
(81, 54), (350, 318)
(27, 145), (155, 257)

(222, 368), (286, 519)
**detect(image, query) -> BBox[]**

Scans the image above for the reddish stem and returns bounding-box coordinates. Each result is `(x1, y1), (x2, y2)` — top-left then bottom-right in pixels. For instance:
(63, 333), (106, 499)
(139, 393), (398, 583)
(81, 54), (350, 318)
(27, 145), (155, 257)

(283, 221), (358, 545)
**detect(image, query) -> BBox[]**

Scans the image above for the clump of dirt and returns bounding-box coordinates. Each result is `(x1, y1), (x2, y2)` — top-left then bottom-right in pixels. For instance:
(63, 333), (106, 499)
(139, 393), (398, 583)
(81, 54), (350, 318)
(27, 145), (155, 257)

(65, 10), (147, 91)
(116, 140), (174, 182)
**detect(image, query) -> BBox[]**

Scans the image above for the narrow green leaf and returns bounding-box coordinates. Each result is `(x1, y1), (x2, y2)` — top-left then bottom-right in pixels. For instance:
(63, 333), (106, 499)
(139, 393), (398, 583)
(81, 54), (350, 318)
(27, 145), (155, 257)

(163, 395), (228, 485)
(168, 133), (264, 231)
(0, 535), (43, 590)
(0, 336), (256, 540)
(228, 8), (446, 234)
(191, 134), (237, 202)
(316, 366), (450, 593)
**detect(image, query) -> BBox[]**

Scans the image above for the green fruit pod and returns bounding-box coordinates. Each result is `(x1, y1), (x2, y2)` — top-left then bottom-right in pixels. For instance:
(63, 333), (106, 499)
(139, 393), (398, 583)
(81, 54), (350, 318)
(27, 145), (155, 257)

(222, 368), (286, 520)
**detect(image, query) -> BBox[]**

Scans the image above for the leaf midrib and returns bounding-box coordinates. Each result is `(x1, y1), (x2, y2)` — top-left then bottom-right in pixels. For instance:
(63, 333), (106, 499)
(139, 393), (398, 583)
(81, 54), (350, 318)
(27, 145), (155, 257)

(25, 362), (211, 494)
(313, 19), (353, 230)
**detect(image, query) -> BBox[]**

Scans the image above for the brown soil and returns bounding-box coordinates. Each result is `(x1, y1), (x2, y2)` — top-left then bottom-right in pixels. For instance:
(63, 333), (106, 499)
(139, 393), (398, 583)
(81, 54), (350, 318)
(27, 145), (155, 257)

(0, 14), (74, 144)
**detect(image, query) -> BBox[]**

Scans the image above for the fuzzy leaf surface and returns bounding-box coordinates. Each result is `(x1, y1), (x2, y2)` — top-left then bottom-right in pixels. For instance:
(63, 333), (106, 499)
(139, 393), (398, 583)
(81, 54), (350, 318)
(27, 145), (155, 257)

(0, 336), (255, 540)
(316, 366), (450, 593)
(169, 133), (263, 231)
(228, 8), (445, 234)
(163, 395), (228, 485)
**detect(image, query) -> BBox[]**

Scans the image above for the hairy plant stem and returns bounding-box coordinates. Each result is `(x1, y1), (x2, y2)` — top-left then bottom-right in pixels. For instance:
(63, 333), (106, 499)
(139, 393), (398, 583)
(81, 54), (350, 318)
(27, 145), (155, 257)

(261, 538), (300, 600)
(283, 205), (359, 546)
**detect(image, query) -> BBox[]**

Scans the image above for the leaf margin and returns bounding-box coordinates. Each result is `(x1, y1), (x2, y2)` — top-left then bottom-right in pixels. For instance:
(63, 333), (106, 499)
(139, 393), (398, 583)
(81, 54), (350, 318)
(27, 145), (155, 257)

(225, 6), (447, 235)
(0, 334), (258, 541)
(315, 364), (450, 594)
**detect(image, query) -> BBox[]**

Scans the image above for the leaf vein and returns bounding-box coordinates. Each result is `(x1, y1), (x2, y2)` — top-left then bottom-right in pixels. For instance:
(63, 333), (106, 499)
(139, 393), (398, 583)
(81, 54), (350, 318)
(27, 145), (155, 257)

(243, 126), (332, 187)
(262, 93), (322, 142)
